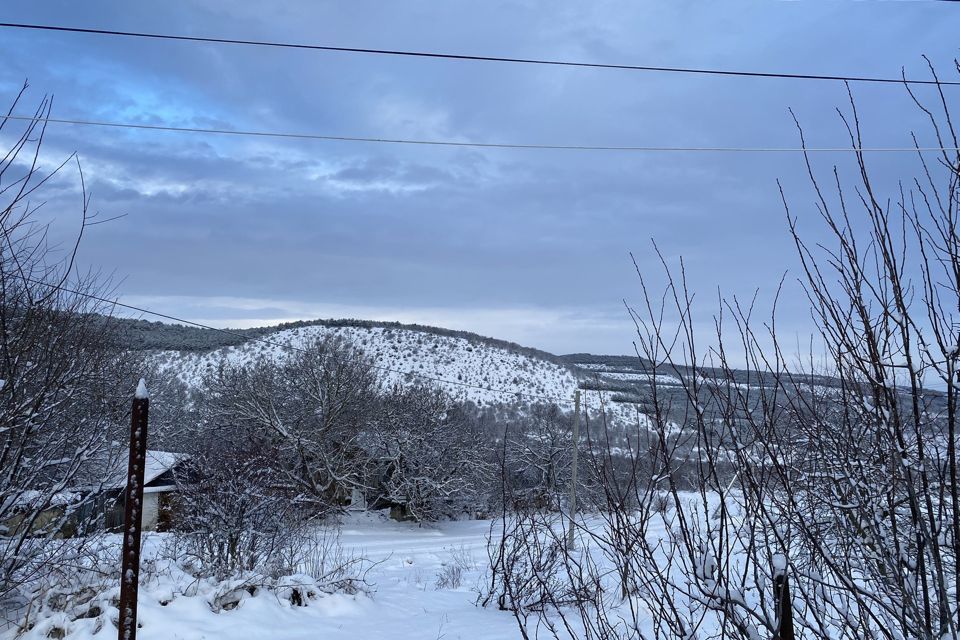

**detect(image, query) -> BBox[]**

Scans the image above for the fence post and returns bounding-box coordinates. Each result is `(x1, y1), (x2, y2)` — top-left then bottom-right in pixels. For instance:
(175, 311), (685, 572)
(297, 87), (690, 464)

(118, 379), (149, 640)
(566, 389), (581, 550)
(772, 554), (795, 640)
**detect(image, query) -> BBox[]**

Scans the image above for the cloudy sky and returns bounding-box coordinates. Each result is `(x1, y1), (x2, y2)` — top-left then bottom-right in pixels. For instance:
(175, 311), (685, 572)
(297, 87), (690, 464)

(0, 1), (957, 355)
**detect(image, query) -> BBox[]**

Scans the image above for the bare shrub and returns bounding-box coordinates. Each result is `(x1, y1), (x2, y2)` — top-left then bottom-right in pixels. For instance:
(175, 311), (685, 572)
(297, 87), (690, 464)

(171, 438), (307, 580)
(5, 537), (122, 636)
(0, 85), (133, 610)
(275, 527), (375, 596)
(435, 563), (463, 590)
(436, 545), (478, 590)
(480, 512), (597, 615)
(486, 64), (960, 640)
(449, 545), (478, 573)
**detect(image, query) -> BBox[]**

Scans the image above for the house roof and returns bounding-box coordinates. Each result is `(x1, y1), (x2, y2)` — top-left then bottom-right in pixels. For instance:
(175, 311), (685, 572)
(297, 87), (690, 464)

(102, 450), (190, 490)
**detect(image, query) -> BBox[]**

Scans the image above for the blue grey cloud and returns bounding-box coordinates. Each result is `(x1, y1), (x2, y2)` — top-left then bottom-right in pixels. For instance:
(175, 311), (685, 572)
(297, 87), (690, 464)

(0, 1), (956, 354)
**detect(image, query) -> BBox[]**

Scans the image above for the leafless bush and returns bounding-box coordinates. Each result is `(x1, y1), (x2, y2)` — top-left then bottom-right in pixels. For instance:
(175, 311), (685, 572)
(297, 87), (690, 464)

(275, 526), (375, 595)
(487, 62), (960, 640)
(171, 438), (308, 580)
(435, 563), (464, 590)
(449, 544), (478, 573)
(0, 84), (132, 610)
(5, 536), (122, 636)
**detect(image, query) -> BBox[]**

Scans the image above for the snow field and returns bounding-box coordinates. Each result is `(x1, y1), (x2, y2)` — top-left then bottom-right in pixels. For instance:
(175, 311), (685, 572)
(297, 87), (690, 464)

(4, 495), (783, 640)
(4, 513), (522, 640)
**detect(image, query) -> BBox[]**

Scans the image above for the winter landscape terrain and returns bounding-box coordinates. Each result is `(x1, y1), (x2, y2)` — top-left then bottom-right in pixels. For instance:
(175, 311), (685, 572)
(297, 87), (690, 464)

(5, 313), (956, 640)
(0, 316), (701, 640)
(8, 514), (522, 640)
(2, 4), (959, 639)
(0, 315), (683, 640)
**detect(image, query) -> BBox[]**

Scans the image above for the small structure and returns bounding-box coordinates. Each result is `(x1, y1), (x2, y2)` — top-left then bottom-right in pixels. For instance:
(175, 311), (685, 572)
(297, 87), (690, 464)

(0, 491), (84, 539)
(0, 450), (188, 538)
(100, 450), (188, 532)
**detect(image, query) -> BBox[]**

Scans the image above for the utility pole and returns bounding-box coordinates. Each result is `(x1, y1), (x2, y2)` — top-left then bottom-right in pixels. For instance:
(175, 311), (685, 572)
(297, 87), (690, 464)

(118, 379), (149, 640)
(566, 389), (581, 550)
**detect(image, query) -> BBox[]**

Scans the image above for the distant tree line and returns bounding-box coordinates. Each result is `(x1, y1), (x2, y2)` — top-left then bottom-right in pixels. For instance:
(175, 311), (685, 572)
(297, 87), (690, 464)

(113, 315), (569, 366)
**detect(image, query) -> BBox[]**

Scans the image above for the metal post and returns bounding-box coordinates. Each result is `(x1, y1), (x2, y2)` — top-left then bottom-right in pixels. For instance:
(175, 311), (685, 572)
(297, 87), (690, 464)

(566, 389), (581, 550)
(773, 557), (796, 640)
(118, 379), (149, 640)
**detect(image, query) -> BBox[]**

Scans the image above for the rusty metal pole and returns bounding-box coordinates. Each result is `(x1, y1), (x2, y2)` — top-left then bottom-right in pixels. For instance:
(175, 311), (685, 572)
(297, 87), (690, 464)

(772, 555), (796, 640)
(118, 379), (149, 640)
(566, 389), (581, 550)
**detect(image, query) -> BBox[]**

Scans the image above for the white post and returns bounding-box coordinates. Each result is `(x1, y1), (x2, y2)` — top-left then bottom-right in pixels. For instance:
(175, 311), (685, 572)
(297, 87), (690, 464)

(566, 389), (581, 550)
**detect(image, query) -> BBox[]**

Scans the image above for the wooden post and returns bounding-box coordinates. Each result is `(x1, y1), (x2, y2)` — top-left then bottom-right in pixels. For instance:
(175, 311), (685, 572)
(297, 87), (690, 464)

(566, 389), (581, 550)
(772, 554), (795, 640)
(118, 379), (149, 640)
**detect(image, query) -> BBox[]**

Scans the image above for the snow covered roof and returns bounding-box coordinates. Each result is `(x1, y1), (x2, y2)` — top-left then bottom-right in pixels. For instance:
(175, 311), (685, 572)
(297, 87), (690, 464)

(4, 489), (83, 511)
(101, 450), (189, 490)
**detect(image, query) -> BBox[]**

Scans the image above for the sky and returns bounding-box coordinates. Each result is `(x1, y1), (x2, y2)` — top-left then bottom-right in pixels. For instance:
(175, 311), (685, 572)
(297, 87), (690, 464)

(0, 1), (957, 356)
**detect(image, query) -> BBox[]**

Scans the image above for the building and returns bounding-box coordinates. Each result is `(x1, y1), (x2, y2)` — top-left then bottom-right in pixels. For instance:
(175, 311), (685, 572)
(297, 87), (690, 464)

(99, 450), (189, 532)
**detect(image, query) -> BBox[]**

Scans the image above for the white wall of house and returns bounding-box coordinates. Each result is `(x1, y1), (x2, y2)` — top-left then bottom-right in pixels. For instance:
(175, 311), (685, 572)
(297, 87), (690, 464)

(141, 492), (160, 531)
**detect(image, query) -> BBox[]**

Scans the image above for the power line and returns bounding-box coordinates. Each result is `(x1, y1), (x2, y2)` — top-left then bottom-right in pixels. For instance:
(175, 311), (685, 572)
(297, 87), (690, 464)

(27, 277), (576, 405)
(1, 21), (956, 86)
(5, 114), (958, 154)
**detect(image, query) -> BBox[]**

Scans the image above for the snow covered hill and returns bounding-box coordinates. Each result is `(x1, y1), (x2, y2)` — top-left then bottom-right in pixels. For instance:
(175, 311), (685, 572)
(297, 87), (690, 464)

(147, 321), (581, 408)
(134, 318), (748, 429)
(136, 319), (688, 427)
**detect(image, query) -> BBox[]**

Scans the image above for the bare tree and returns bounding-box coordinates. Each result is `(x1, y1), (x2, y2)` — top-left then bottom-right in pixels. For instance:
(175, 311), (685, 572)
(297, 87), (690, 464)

(370, 385), (494, 521)
(0, 85), (131, 611)
(504, 404), (575, 512)
(199, 336), (379, 513)
(141, 361), (200, 453)
(486, 64), (960, 640)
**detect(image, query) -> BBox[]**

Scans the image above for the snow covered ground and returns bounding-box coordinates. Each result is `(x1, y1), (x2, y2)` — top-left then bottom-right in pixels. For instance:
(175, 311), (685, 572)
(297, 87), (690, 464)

(4, 498), (776, 640)
(589, 371), (683, 385)
(3, 513), (526, 640)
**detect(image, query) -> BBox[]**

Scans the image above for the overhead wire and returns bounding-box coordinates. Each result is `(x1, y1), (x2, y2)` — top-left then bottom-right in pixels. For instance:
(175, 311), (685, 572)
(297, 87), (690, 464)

(1, 21), (957, 86)
(4, 114), (958, 153)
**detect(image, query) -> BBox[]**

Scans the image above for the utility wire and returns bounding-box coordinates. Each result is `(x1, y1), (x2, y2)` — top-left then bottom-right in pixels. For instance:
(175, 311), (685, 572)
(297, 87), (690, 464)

(26, 277), (576, 405)
(5, 114), (958, 153)
(1, 21), (956, 86)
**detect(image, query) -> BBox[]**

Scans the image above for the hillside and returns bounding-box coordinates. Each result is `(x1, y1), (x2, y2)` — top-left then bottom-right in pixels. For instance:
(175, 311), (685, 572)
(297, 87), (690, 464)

(131, 318), (710, 425)
(119, 318), (562, 361)
(126, 317), (932, 426)
(143, 320), (581, 407)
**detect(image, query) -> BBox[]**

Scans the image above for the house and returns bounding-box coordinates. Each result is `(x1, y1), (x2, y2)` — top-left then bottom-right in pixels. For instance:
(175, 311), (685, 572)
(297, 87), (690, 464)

(1, 450), (189, 538)
(0, 491), (84, 539)
(98, 450), (189, 532)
